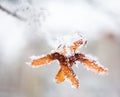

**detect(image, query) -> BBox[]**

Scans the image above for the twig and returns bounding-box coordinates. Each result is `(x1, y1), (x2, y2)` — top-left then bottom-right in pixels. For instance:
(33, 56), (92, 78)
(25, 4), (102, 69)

(0, 4), (26, 21)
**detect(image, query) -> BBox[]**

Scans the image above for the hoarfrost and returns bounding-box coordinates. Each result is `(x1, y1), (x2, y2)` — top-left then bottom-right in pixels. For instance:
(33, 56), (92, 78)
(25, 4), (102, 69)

(56, 32), (86, 48)
(82, 54), (108, 74)
(54, 32), (87, 56)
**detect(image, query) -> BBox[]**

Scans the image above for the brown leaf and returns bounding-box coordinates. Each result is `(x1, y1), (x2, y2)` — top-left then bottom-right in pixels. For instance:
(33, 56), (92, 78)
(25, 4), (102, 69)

(55, 68), (65, 83)
(61, 64), (79, 88)
(79, 54), (108, 74)
(69, 39), (83, 52)
(32, 55), (53, 67)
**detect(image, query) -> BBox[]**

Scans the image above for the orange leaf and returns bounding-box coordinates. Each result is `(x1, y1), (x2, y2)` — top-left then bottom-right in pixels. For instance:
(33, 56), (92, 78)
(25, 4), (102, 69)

(32, 55), (53, 67)
(61, 64), (79, 88)
(55, 68), (65, 83)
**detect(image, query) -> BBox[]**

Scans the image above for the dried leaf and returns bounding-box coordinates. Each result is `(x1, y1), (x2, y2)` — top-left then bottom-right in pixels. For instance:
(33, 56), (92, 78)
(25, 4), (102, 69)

(69, 39), (83, 51)
(55, 68), (65, 83)
(30, 34), (108, 88)
(61, 64), (79, 88)
(32, 55), (53, 67)
(78, 53), (108, 74)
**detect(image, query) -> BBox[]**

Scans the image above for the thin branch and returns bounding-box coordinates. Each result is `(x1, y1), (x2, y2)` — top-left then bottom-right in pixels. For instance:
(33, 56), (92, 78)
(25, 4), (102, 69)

(0, 4), (26, 21)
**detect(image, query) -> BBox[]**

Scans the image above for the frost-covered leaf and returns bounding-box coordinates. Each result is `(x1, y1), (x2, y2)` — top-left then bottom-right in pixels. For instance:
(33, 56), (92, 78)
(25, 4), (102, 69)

(29, 33), (108, 88)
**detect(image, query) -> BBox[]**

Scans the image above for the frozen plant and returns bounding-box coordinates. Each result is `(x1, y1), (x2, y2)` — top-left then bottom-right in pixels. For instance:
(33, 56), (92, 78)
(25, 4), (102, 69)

(29, 33), (108, 88)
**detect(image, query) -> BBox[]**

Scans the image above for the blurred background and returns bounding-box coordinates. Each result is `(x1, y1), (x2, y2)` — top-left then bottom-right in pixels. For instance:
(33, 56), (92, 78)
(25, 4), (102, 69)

(0, 0), (120, 97)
